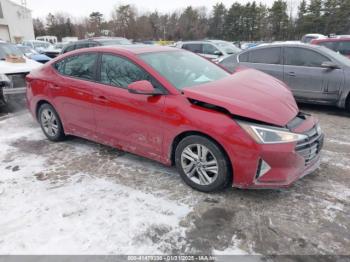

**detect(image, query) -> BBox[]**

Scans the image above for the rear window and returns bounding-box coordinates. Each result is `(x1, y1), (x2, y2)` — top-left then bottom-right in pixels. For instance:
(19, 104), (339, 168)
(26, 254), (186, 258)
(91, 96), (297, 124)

(54, 53), (98, 81)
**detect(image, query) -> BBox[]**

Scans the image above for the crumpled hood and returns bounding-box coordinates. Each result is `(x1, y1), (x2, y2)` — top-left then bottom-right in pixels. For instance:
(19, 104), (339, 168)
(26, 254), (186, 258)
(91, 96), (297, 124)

(183, 68), (299, 126)
(0, 57), (42, 74)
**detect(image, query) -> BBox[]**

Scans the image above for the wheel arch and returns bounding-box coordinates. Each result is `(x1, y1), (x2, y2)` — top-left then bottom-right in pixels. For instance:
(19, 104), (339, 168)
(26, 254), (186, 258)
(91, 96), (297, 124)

(346, 91), (350, 110)
(170, 130), (234, 182)
(35, 99), (53, 120)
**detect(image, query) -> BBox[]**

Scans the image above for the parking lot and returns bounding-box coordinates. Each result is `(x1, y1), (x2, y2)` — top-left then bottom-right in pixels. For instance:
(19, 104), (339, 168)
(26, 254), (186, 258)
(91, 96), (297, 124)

(0, 103), (349, 255)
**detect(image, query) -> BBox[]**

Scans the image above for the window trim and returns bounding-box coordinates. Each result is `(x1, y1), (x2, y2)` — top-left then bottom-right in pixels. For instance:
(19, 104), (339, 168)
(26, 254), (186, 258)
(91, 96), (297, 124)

(283, 46), (332, 68)
(96, 52), (168, 94)
(52, 52), (100, 83)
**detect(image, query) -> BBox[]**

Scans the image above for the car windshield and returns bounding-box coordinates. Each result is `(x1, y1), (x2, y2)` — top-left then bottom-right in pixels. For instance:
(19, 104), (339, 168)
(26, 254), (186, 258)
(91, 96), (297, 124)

(319, 45), (350, 67)
(100, 39), (132, 46)
(139, 50), (230, 90)
(215, 42), (241, 54)
(0, 43), (24, 60)
(54, 43), (64, 49)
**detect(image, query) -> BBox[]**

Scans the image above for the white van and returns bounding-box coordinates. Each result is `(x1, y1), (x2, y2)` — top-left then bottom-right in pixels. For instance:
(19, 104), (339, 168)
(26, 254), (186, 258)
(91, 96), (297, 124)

(36, 36), (58, 44)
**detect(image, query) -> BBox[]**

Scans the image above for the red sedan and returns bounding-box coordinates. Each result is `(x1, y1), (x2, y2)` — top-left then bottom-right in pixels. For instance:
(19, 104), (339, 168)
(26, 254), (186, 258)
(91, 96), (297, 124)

(311, 37), (350, 59)
(26, 46), (324, 192)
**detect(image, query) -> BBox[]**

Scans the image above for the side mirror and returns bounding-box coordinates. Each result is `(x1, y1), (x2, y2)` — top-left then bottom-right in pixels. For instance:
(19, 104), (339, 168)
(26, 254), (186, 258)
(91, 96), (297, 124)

(214, 50), (223, 56)
(128, 80), (162, 95)
(321, 61), (340, 69)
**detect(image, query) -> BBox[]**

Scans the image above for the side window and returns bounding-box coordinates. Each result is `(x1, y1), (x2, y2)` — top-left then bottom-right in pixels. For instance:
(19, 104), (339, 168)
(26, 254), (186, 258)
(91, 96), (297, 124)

(284, 47), (330, 67)
(249, 48), (281, 64)
(88, 42), (98, 47)
(75, 43), (90, 50)
(202, 44), (220, 55)
(239, 52), (249, 62)
(337, 41), (350, 55)
(55, 53), (97, 80)
(182, 44), (202, 53)
(54, 59), (65, 74)
(100, 54), (164, 91)
(63, 45), (75, 53)
(318, 41), (336, 51)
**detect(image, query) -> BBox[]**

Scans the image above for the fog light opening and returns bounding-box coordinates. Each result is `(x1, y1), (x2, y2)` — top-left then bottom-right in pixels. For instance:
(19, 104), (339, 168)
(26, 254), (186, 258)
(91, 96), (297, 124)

(256, 159), (271, 180)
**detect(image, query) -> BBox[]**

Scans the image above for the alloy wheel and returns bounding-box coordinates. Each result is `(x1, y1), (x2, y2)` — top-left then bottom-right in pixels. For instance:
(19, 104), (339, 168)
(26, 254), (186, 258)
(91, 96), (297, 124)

(180, 144), (219, 186)
(40, 108), (59, 137)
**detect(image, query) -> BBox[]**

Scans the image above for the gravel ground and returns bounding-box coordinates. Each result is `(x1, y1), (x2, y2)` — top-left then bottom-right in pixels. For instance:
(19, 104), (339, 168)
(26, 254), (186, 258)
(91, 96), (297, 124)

(0, 103), (349, 256)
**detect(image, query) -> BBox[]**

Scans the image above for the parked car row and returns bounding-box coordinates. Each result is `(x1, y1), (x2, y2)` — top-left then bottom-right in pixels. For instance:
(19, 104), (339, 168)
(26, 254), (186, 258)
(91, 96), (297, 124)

(219, 42), (350, 112)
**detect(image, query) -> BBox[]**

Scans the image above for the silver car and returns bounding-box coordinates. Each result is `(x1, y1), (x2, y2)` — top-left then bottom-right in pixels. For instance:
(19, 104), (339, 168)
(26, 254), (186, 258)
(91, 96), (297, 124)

(176, 40), (241, 62)
(219, 43), (350, 112)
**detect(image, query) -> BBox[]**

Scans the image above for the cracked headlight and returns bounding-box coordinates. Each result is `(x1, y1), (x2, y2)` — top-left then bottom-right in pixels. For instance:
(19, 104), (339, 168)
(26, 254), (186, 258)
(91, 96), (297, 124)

(238, 121), (308, 144)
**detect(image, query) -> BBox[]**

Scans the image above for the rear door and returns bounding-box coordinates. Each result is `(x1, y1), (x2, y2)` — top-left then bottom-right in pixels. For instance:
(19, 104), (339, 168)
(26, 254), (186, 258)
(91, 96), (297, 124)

(283, 47), (343, 102)
(239, 47), (284, 80)
(51, 53), (98, 138)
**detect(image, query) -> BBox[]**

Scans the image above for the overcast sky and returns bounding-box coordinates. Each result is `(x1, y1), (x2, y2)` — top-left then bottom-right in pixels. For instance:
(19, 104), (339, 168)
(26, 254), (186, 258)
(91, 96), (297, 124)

(16, 0), (301, 19)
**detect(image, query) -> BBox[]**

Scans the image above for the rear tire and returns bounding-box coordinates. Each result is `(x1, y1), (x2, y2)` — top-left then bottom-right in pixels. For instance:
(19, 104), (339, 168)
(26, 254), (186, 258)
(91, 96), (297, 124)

(38, 103), (65, 142)
(175, 135), (231, 192)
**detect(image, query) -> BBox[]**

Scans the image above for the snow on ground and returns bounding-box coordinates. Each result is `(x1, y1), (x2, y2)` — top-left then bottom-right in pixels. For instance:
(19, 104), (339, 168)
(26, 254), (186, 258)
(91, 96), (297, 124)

(1, 107), (350, 256)
(0, 113), (191, 254)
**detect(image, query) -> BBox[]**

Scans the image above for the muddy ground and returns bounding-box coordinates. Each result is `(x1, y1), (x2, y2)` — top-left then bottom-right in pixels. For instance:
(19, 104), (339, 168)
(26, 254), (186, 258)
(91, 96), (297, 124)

(0, 102), (349, 257)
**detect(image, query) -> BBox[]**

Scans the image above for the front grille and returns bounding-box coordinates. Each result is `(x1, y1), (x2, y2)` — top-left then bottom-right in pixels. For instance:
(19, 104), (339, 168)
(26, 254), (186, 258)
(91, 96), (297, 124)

(296, 125), (324, 166)
(6, 73), (28, 88)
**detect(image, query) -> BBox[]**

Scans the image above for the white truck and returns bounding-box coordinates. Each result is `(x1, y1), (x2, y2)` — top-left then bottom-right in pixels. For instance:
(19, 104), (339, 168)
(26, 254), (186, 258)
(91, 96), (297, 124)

(0, 42), (42, 105)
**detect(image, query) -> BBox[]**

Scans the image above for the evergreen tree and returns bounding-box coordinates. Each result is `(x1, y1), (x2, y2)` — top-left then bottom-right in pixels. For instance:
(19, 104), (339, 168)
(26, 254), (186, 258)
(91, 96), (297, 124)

(269, 0), (289, 40)
(209, 3), (227, 39)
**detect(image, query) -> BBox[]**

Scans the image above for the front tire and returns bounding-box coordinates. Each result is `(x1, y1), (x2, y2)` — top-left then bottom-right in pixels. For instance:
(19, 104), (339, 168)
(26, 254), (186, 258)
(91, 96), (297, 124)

(38, 103), (65, 142)
(175, 135), (231, 192)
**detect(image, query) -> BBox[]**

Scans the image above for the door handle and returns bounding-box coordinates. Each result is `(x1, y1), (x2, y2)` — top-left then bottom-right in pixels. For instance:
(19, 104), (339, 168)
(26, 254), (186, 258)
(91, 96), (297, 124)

(49, 83), (61, 90)
(287, 72), (296, 77)
(95, 95), (109, 103)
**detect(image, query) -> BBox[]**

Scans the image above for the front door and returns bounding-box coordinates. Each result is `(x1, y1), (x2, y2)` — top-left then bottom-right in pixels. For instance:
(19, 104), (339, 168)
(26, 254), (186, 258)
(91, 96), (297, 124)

(283, 47), (343, 102)
(93, 53), (167, 161)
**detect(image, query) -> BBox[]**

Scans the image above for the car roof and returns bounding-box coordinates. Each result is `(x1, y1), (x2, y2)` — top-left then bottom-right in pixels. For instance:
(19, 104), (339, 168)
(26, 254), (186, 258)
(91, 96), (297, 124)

(303, 33), (326, 37)
(179, 40), (222, 45)
(312, 37), (350, 42)
(25, 40), (50, 43)
(251, 42), (322, 49)
(66, 45), (179, 55)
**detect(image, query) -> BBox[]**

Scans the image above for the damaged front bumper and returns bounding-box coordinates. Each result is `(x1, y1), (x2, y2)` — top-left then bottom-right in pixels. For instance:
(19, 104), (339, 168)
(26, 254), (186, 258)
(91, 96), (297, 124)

(0, 73), (28, 103)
